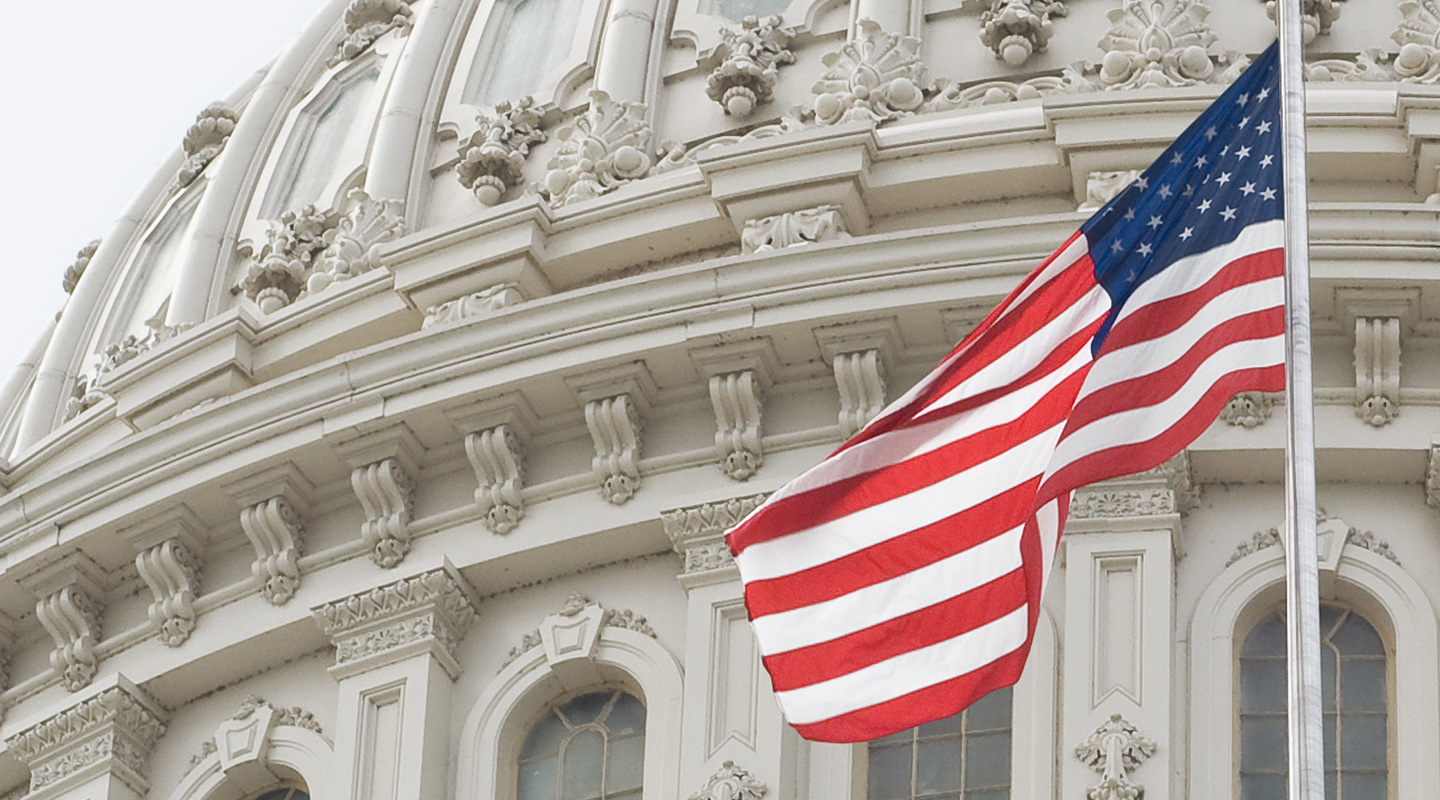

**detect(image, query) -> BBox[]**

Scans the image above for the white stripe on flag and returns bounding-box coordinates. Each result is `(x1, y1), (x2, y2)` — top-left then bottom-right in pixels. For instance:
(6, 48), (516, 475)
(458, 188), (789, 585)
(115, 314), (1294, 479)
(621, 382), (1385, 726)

(736, 423), (1064, 582)
(774, 606), (1030, 725)
(751, 526), (1024, 655)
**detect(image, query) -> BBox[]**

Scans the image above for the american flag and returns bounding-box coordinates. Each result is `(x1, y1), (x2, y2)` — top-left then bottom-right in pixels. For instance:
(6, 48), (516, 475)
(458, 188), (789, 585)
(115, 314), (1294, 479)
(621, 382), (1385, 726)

(726, 43), (1288, 743)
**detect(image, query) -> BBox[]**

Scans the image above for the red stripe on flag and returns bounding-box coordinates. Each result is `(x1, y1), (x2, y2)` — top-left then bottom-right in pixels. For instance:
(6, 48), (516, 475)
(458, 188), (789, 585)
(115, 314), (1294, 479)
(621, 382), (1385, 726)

(1099, 249), (1284, 352)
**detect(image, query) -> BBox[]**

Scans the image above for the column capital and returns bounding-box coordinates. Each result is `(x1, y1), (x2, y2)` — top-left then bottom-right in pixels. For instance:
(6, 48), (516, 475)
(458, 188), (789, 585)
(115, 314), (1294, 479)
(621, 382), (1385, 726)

(661, 494), (767, 590)
(311, 562), (479, 680)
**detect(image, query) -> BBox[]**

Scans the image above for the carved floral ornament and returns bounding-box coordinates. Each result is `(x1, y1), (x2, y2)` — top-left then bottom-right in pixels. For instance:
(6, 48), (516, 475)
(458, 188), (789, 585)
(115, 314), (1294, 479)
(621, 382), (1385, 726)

(1075, 714), (1157, 800)
(500, 592), (657, 670)
(812, 19), (927, 126)
(1262, 0), (1344, 45)
(1096, 0), (1246, 90)
(62, 239), (100, 295)
(330, 0), (414, 67)
(689, 760), (768, 800)
(1225, 510), (1399, 567)
(707, 15), (797, 116)
(981, 0), (1068, 66)
(175, 103), (239, 190)
(538, 90), (654, 209)
(456, 97), (547, 206)
(240, 189), (405, 313)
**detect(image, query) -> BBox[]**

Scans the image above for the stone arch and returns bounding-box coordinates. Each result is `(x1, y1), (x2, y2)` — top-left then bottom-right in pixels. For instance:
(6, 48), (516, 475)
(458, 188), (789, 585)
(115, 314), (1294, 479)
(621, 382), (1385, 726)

(457, 619), (683, 800)
(166, 713), (337, 800)
(1188, 526), (1440, 797)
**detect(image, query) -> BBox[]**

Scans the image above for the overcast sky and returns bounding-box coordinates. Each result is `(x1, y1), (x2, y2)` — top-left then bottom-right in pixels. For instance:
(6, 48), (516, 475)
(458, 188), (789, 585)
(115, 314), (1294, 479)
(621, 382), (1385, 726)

(0, 0), (331, 380)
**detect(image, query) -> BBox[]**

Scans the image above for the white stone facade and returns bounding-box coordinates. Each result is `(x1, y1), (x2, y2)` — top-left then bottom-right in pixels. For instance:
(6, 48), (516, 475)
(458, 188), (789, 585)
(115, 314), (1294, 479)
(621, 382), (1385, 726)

(0, 1), (1436, 799)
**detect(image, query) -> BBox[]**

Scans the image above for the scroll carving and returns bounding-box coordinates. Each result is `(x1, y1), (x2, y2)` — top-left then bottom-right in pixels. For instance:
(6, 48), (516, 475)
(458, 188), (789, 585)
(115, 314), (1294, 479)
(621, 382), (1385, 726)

(62, 239), (100, 295)
(586, 394), (643, 504)
(175, 103), (239, 190)
(466, 425), (525, 534)
(741, 205), (849, 253)
(1354, 316), (1400, 426)
(710, 371), (764, 481)
(330, 0), (414, 67)
(1074, 714), (1156, 800)
(833, 349), (886, 438)
(422, 283), (523, 329)
(37, 585), (103, 692)
(240, 496), (305, 605)
(352, 457), (416, 568)
(135, 539), (202, 647)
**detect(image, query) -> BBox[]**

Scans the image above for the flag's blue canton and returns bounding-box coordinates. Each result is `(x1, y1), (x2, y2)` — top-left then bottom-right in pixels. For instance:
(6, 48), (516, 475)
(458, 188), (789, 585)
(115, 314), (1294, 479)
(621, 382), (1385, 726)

(1081, 43), (1283, 353)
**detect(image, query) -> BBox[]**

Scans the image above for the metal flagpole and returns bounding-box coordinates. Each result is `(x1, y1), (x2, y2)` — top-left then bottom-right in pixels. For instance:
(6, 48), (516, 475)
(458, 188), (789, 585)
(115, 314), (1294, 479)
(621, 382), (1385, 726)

(1276, 0), (1324, 797)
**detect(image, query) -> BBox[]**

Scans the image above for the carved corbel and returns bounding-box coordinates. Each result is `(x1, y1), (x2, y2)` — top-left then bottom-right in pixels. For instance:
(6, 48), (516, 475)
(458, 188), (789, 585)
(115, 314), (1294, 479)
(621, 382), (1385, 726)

(586, 395), (643, 504)
(812, 19), (927, 125)
(465, 425), (526, 534)
(332, 425), (424, 568)
(227, 466), (314, 605)
(1074, 713), (1156, 800)
(661, 494), (768, 590)
(174, 103), (239, 190)
(1220, 391), (1274, 428)
(23, 557), (107, 693)
(122, 507), (206, 647)
(4, 678), (168, 797)
(330, 0), (414, 67)
(689, 760), (768, 800)
(456, 97), (547, 205)
(741, 205), (850, 253)
(1429, 441), (1440, 510)
(707, 15), (796, 116)
(311, 563), (479, 679)
(1354, 316), (1401, 426)
(981, 0), (1068, 66)
(537, 90), (653, 208)
(816, 319), (900, 438)
(693, 343), (778, 481)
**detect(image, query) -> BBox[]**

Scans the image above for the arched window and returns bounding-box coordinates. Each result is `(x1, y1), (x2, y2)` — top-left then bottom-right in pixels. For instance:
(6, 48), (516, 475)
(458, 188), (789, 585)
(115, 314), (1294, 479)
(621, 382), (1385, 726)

(1239, 605), (1388, 800)
(463, 0), (587, 107)
(866, 686), (1013, 800)
(248, 788), (308, 800)
(517, 689), (645, 800)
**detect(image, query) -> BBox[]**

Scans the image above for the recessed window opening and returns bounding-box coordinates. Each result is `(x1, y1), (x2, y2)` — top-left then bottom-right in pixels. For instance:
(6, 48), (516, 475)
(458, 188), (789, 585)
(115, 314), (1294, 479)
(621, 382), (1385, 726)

(867, 686), (1013, 800)
(517, 689), (645, 800)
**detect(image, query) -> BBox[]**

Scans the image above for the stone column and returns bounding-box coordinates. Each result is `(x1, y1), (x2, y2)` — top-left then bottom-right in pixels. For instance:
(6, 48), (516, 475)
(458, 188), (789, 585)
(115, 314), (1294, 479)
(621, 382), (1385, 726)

(594, 0), (660, 103)
(1059, 455), (1194, 800)
(310, 562), (478, 800)
(4, 676), (167, 800)
(852, 0), (917, 39)
(661, 495), (808, 800)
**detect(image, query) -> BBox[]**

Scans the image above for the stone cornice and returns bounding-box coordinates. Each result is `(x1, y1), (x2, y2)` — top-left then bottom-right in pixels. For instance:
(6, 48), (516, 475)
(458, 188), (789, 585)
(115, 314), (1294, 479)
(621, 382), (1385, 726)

(310, 562), (479, 679)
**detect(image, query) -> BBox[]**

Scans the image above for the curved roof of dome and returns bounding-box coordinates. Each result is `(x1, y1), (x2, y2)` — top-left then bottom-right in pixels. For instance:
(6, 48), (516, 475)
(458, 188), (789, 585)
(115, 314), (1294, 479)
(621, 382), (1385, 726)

(0, 0), (1425, 473)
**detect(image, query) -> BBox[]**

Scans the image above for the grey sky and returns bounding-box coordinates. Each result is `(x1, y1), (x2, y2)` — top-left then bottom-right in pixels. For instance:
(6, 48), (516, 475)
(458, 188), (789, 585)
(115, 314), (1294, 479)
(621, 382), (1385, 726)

(0, 0), (331, 379)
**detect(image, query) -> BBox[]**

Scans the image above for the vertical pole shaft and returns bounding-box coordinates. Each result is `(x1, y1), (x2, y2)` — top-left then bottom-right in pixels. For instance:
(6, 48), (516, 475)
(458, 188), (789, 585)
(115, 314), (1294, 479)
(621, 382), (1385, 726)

(1276, 2), (1325, 799)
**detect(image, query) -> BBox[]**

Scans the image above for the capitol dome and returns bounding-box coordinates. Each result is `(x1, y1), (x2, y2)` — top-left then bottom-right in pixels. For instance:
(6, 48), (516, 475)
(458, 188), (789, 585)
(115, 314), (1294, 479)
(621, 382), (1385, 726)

(0, 1), (1435, 799)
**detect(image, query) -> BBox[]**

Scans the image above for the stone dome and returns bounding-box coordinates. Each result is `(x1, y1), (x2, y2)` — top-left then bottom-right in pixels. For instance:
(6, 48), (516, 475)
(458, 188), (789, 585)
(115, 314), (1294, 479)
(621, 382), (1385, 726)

(0, 1), (1437, 799)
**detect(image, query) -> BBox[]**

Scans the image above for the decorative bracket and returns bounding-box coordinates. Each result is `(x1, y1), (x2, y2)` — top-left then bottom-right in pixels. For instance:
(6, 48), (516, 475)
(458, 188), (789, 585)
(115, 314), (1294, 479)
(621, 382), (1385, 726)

(227, 465), (313, 605)
(332, 425), (424, 568)
(123, 507), (206, 647)
(465, 424), (526, 534)
(23, 557), (106, 693)
(1354, 316), (1401, 426)
(693, 342), (778, 481)
(688, 760), (768, 800)
(1074, 713), (1156, 800)
(816, 319), (901, 438)
(569, 364), (656, 505)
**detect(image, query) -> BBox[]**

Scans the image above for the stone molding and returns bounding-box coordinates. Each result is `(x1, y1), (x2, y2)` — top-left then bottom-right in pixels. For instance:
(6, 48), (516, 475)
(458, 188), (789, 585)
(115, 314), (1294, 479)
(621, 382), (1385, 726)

(5, 680), (168, 798)
(188, 694), (324, 770)
(1074, 713), (1156, 800)
(1068, 452), (1196, 523)
(311, 563), (479, 680)
(688, 760), (768, 800)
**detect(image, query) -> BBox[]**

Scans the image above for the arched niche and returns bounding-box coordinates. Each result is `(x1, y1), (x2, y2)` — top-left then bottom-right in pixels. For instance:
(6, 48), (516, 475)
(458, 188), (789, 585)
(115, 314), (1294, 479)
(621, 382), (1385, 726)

(1188, 526), (1440, 797)
(456, 622), (683, 800)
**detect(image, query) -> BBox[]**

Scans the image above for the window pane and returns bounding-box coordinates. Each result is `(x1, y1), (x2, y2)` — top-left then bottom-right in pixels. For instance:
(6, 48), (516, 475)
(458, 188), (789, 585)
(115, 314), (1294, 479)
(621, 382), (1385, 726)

(1340, 714), (1386, 770)
(1242, 613), (1286, 656)
(560, 729), (604, 800)
(518, 756), (558, 800)
(606, 734), (645, 794)
(560, 692), (612, 727)
(963, 732), (1010, 790)
(522, 712), (569, 759)
(469, 0), (585, 107)
(1239, 716), (1286, 771)
(1240, 659), (1286, 713)
(606, 693), (646, 735)
(966, 791), (1008, 800)
(917, 712), (960, 738)
(914, 738), (959, 795)
(700, 0), (792, 23)
(1321, 645), (1336, 712)
(965, 688), (1012, 732)
(1241, 772), (1286, 800)
(1340, 659), (1385, 712)
(1323, 714), (1336, 771)
(1331, 613), (1384, 655)
(867, 743), (913, 800)
(1341, 772), (1386, 800)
